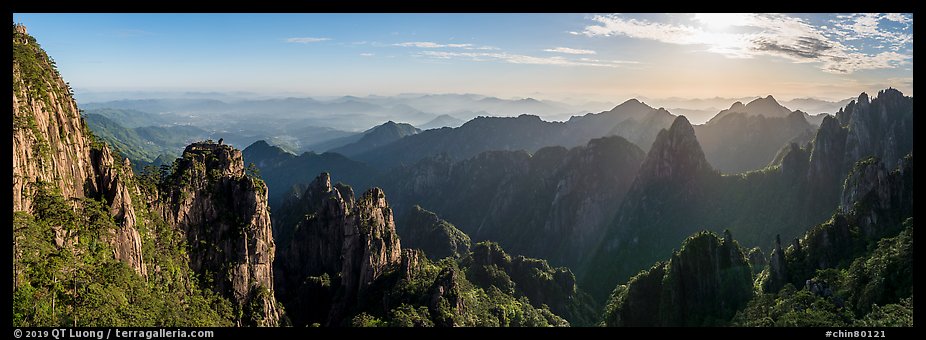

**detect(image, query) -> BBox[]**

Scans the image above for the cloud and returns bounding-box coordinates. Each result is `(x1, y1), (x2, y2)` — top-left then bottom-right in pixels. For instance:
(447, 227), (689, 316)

(883, 13), (912, 24)
(417, 51), (636, 68)
(360, 52), (375, 57)
(394, 41), (499, 50)
(828, 13), (912, 50)
(544, 47), (597, 55)
(580, 13), (912, 74)
(286, 37), (331, 43)
(395, 41), (444, 48)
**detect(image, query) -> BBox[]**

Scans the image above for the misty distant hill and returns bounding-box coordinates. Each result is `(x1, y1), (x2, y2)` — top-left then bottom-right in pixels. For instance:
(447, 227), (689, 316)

(79, 93), (606, 132)
(354, 99), (661, 169)
(82, 113), (208, 169)
(329, 121), (420, 156)
(419, 114), (464, 129)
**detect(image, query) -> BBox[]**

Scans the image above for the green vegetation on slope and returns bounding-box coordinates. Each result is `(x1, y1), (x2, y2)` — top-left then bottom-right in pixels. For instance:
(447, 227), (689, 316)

(734, 219), (913, 327)
(82, 113), (207, 170)
(12, 183), (235, 326)
(399, 205), (472, 260)
(602, 230), (754, 326)
(351, 253), (569, 327)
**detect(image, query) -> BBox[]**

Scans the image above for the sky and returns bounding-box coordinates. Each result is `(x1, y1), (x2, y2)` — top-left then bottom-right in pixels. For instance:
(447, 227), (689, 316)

(12, 13), (914, 102)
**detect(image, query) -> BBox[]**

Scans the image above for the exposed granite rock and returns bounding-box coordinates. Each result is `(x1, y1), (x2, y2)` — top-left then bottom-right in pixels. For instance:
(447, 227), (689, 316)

(838, 89), (912, 170)
(275, 172), (402, 326)
(158, 141), (281, 326)
(333, 187), (403, 321)
(12, 25), (146, 276)
(90, 147), (146, 277)
(762, 235), (790, 292)
(840, 154), (913, 237)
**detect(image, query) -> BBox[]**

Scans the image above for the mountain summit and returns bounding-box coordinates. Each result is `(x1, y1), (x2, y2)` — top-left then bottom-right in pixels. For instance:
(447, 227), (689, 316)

(708, 95), (794, 123)
(637, 115), (712, 183)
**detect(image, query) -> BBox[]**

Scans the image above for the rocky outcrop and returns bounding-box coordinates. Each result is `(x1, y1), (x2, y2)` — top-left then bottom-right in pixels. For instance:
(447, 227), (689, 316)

(762, 235), (790, 292)
(837, 89), (912, 170)
(13, 25), (95, 212)
(401, 205), (471, 259)
(158, 141), (282, 326)
(637, 116), (712, 182)
(335, 187), (403, 319)
(603, 231), (753, 326)
(839, 154), (913, 237)
(807, 115), (848, 182)
(275, 172), (402, 326)
(90, 146), (146, 277)
(12, 25), (146, 276)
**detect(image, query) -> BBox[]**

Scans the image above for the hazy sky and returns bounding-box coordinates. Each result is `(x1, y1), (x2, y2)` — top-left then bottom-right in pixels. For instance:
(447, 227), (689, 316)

(13, 13), (913, 102)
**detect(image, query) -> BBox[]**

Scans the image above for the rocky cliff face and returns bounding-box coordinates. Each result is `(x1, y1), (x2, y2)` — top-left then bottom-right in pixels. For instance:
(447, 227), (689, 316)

(839, 154), (913, 237)
(158, 142), (282, 326)
(838, 89), (912, 170)
(275, 172), (402, 326)
(603, 230), (753, 326)
(12, 25), (146, 277)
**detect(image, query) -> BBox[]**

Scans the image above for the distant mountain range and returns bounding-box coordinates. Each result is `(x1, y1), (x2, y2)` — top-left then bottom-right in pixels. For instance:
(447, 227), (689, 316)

(79, 93), (609, 132)
(643, 96), (854, 124)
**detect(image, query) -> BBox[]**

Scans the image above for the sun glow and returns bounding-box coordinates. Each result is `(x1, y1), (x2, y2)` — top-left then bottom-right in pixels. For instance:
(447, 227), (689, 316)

(692, 13), (755, 30)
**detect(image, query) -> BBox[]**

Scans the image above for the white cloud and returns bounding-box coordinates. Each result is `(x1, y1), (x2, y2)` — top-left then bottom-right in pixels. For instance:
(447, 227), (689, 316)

(580, 13), (912, 74)
(360, 53), (375, 57)
(828, 13), (912, 51)
(394, 41), (498, 50)
(883, 13), (912, 24)
(417, 51), (636, 68)
(286, 37), (331, 43)
(544, 47), (597, 55)
(395, 41), (445, 48)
